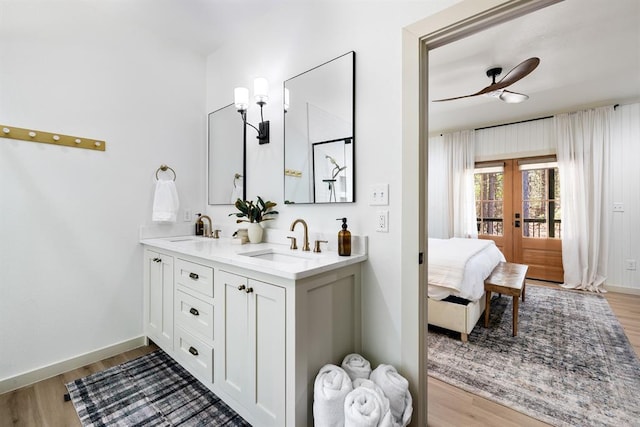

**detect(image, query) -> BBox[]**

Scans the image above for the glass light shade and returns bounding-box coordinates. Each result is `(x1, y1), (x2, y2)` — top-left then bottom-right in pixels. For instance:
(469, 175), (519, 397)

(234, 87), (249, 111)
(254, 77), (269, 104)
(284, 88), (290, 112)
(499, 91), (528, 103)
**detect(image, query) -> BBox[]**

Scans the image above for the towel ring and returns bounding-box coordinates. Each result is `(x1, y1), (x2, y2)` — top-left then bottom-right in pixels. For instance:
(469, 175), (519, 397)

(156, 164), (176, 181)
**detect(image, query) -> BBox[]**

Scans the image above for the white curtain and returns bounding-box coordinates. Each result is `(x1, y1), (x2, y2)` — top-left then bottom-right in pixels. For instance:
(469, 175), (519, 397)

(555, 106), (613, 292)
(444, 130), (477, 239)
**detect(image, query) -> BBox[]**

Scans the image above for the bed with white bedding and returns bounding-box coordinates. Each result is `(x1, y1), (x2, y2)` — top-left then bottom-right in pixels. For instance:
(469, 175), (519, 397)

(427, 237), (505, 341)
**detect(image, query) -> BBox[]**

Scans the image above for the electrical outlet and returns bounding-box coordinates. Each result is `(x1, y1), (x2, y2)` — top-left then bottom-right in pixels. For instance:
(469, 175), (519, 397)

(369, 184), (389, 206)
(183, 209), (192, 222)
(613, 202), (624, 212)
(625, 259), (637, 270)
(376, 210), (389, 232)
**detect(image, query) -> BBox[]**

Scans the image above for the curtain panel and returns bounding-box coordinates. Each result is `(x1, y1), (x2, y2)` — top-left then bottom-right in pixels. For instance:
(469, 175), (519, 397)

(555, 106), (613, 291)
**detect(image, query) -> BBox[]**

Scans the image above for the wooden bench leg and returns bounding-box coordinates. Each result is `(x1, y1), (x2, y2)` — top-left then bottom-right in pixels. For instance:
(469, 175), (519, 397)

(512, 295), (519, 336)
(461, 333), (468, 343)
(484, 291), (491, 327)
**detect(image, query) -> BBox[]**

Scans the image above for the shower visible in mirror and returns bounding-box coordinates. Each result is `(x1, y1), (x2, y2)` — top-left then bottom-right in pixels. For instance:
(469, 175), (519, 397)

(208, 103), (245, 205)
(284, 51), (355, 204)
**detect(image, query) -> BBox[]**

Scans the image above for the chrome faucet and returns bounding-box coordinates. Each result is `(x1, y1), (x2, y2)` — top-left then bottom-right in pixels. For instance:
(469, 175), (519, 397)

(200, 215), (213, 237)
(290, 219), (310, 251)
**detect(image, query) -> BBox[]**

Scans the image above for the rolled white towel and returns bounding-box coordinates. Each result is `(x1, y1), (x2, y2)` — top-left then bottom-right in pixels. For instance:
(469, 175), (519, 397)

(370, 364), (412, 426)
(314, 364), (353, 427)
(344, 380), (393, 427)
(341, 353), (372, 382)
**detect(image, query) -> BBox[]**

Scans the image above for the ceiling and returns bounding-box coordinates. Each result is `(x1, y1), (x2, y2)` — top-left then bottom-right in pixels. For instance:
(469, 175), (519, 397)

(428, 0), (640, 134)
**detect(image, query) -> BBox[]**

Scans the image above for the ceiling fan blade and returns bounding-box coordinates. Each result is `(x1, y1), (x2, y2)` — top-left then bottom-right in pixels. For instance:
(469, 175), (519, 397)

(432, 83), (503, 102)
(496, 57), (540, 88)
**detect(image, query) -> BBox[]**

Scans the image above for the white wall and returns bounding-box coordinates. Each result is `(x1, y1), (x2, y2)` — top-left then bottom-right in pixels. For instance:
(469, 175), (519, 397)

(0, 2), (206, 381)
(609, 103), (640, 291)
(204, 1), (458, 369)
(428, 105), (640, 292)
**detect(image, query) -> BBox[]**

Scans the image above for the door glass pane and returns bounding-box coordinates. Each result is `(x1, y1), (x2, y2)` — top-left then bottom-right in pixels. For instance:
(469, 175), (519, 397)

(521, 167), (561, 239)
(475, 170), (503, 236)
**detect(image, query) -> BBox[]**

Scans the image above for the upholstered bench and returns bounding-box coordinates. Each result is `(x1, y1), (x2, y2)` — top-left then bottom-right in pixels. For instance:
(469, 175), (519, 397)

(484, 262), (528, 336)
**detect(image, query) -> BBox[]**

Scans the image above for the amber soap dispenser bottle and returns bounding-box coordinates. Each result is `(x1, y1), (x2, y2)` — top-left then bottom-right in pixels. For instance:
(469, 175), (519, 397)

(337, 218), (351, 256)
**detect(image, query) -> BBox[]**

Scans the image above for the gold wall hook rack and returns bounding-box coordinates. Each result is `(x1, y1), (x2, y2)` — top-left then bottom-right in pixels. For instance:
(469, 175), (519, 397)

(1, 124), (106, 151)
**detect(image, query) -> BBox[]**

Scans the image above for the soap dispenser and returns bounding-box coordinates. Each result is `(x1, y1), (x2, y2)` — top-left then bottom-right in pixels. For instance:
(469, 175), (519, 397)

(195, 213), (204, 236)
(336, 218), (351, 256)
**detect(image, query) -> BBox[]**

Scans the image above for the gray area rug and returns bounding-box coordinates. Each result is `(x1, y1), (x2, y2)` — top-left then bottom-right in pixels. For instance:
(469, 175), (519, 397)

(66, 349), (251, 426)
(428, 285), (640, 426)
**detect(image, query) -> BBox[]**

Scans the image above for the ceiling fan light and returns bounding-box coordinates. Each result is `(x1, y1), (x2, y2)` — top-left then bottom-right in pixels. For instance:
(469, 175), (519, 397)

(500, 91), (528, 103)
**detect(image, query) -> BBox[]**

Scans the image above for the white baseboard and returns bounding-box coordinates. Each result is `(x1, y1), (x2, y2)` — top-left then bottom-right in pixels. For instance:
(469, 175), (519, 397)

(0, 336), (146, 394)
(604, 284), (640, 296)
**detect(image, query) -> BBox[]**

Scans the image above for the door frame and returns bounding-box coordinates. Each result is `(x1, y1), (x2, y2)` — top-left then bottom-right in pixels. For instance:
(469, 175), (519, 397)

(400, 0), (563, 424)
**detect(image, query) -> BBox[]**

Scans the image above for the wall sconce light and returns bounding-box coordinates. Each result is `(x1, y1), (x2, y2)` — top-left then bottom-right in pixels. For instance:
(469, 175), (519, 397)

(234, 77), (270, 144)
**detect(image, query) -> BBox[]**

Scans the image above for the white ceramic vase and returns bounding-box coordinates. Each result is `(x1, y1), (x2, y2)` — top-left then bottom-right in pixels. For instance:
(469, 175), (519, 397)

(247, 222), (263, 243)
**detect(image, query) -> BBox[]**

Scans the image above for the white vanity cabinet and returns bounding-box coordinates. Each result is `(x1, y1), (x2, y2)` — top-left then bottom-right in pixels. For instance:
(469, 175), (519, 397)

(216, 270), (286, 427)
(143, 249), (174, 352)
(141, 238), (365, 427)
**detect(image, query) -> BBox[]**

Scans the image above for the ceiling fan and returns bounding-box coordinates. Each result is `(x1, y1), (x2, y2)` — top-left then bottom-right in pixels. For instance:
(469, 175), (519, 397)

(433, 57), (540, 104)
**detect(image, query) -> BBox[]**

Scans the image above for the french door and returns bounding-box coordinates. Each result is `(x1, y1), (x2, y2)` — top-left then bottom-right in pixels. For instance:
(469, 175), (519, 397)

(475, 157), (564, 282)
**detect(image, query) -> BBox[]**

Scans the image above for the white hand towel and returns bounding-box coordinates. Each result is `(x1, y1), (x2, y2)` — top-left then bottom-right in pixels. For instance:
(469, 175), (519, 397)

(370, 365), (412, 426)
(344, 379), (393, 427)
(314, 364), (353, 427)
(152, 179), (180, 222)
(341, 353), (372, 382)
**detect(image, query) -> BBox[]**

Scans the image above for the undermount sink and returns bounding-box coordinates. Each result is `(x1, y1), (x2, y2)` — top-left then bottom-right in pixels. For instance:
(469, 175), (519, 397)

(238, 248), (314, 263)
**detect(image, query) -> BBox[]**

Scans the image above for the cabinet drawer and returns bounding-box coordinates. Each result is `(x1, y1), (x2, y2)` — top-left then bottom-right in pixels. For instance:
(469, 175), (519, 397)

(175, 289), (214, 341)
(174, 327), (214, 383)
(175, 259), (214, 298)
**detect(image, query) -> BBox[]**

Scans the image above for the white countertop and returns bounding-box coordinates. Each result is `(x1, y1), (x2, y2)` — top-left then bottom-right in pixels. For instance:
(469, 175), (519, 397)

(140, 236), (367, 280)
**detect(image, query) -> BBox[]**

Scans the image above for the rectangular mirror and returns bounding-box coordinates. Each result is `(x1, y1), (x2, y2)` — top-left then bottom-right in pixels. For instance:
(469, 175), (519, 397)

(284, 51), (355, 204)
(208, 103), (245, 205)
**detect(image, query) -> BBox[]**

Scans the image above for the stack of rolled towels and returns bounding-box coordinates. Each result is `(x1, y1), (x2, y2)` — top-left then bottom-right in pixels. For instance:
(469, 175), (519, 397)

(313, 353), (413, 427)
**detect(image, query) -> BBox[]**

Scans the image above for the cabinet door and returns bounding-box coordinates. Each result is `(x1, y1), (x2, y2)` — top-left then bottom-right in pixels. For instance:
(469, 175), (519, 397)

(216, 270), (250, 404)
(248, 279), (286, 427)
(144, 250), (174, 351)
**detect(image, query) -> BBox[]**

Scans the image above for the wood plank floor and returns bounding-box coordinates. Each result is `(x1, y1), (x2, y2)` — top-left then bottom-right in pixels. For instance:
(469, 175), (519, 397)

(0, 344), (158, 427)
(0, 285), (637, 427)
(427, 283), (640, 427)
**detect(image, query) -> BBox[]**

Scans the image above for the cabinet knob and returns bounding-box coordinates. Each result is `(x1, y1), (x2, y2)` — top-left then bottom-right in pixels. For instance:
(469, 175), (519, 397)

(152, 257), (161, 263)
(189, 272), (199, 280)
(188, 346), (199, 356)
(246, 287), (254, 294)
(237, 285), (246, 291)
(189, 307), (199, 316)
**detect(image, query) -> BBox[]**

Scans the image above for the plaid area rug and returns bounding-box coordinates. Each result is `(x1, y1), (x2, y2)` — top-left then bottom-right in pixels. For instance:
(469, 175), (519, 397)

(66, 349), (251, 426)
(428, 285), (640, 427)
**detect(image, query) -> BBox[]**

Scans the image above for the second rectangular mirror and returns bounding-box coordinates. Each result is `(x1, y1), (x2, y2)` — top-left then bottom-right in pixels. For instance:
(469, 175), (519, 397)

(208, 103), (245, 205)
(284, 51), (355, 204)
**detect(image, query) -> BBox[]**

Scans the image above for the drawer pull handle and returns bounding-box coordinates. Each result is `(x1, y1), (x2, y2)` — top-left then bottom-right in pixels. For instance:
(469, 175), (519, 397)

(188, 346), (199, 356)
(189, 307), (199, 316)
(153, 257), (161, 263)
(189, 272), (199, 280)
(246, 287), (254, 294)
(237, 285), (246, 291)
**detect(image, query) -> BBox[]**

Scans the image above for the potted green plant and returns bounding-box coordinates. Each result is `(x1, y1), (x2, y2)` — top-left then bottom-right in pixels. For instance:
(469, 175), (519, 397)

(229, 196), (278, 243)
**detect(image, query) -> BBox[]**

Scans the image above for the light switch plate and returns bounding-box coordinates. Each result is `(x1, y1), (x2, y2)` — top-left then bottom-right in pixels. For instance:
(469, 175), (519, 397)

(369, 183), (389, 206)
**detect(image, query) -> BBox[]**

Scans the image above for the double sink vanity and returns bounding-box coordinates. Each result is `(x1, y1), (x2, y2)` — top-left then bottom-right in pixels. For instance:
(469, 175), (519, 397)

(141, 233), (367, 426)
